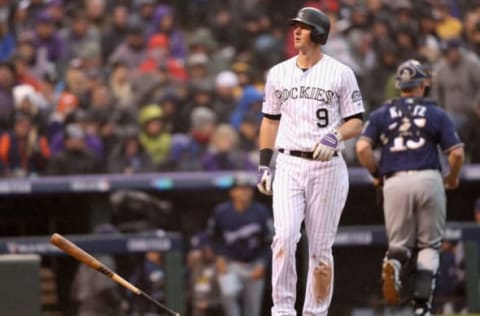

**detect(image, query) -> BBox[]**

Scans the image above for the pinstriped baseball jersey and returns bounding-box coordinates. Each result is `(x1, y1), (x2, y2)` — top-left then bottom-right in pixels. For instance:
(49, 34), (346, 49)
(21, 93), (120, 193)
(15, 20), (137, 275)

(262, 54), (365, 151)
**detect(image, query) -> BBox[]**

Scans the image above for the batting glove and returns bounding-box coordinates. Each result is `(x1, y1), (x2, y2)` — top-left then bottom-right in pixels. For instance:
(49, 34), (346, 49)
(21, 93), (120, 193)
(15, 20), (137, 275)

(257, 166), (273, 195)
(312, 130), (342, 161)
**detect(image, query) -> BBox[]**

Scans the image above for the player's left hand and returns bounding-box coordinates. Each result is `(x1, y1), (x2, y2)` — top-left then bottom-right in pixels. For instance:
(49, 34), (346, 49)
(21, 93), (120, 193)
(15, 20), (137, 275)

(313, 130), (342, 161)
(257, 166), (273, 195)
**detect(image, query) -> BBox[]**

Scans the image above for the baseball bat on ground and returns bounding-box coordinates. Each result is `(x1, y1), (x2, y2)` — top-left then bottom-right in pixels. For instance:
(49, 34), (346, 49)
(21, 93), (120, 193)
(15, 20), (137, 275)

(50, 233), (180, 316)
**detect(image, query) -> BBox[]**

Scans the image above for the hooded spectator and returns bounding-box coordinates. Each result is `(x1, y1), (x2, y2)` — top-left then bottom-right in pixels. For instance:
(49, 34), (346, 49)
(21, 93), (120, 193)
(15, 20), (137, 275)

(138, 104), (171, 168)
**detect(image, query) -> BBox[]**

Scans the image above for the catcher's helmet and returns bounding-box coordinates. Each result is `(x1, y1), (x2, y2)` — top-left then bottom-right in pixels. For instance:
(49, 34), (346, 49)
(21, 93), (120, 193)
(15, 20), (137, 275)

(395, 59), (429, 90)
(290, 7), (330, 45)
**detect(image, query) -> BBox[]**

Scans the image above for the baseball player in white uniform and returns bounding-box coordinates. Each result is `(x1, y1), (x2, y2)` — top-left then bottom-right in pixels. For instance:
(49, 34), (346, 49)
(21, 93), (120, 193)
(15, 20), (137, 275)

(256, 7), (365, 316)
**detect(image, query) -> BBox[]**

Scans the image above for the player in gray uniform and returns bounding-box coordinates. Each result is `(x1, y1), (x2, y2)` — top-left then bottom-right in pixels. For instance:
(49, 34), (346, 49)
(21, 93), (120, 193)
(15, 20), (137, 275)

(257, 7), (364, 316)
(356, 59), (464, 316)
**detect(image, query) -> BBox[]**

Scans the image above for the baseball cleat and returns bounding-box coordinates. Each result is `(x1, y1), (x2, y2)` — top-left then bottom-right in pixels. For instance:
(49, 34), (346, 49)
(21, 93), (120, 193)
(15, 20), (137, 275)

(413, 302), (432, 316)
(382, 259), (401, 305)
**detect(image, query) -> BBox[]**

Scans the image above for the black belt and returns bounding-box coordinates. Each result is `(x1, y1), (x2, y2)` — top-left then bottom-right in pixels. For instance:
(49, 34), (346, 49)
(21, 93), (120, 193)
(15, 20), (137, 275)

(279, 149), (337, 160)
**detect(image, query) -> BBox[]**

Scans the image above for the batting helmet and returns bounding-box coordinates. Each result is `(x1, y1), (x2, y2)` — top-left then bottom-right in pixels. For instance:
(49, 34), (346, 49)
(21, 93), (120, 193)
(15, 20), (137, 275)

(395, 59), (429, 90)
(290, 7), (330, 45)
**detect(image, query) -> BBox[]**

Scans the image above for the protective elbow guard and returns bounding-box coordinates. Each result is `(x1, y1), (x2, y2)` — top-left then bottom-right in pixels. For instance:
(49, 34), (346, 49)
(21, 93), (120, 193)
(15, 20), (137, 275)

(413, 269), (435, 301)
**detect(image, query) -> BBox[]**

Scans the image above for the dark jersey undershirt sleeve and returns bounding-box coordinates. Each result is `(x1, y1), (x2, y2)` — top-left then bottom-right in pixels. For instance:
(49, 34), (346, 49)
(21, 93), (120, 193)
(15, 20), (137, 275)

(263, 113), (281, 120)
(344, 112), (363, 121)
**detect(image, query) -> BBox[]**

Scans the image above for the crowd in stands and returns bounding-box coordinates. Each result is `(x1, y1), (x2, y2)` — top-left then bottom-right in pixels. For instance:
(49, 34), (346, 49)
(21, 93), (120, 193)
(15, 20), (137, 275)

(1, 0), (480, 178)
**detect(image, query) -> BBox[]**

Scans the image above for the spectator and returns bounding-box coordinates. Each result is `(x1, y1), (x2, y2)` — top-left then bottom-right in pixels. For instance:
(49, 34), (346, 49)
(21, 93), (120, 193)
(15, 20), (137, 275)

(49, 108), (104, 159)
(212, 71), (239, 124)
(434, 0), (463, 40)
(12, 84), (49, 134)
(187, 232), (223, 316)
(108, 61), (134, 110)
(70, 223), (125, 316)
(139, 33), (186, 81)
(201, 124), (256, 171)
(11, 53), (41, 92)
(178, 82), (215, 134)
(131, 0), (157, 34)
(0, 112), (50, 177)
(61, 10), (100, 63)
(45, 0), (66, 29)
(186, 53), (211, 87)
(151, 5), (186, 60)
(207, 177), (273, 316)
(0, 61), (16, 131)
(417, 7), (441, 63)
(100, 4), (129, 62)
(0, 12), (15, 61)
(138, 104), (171, 169)
(84, 0), (108, 32)
(432, 38), (480, 130)
(238, 113), (259, 155)
(460, 96), (480, 163)
(107, 125), (153, 174)
(365, 39), (398, 111)
(109, 20), (147, 72)
(169, 106), (217, 171)
(47, 123), (103, 175)
(157, 92), (182, 133)
(31, 10), (66, 76)
(230, 85), (263, 130)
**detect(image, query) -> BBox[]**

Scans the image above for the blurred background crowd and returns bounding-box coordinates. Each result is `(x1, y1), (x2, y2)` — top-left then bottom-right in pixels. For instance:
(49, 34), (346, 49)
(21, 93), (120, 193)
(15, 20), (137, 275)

(1, 1), (480, 315)
(0, 0), (480, 178)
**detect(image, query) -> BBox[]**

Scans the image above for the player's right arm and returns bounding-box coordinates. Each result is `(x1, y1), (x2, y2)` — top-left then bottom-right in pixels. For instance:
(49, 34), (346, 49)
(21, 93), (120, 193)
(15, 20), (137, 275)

(259, 117), (279, 153)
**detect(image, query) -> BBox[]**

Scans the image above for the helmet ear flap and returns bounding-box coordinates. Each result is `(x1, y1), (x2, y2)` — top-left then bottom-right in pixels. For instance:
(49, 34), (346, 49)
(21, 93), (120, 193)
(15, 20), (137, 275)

(310, 28), (323, 44)
(310, 27), (326, 44)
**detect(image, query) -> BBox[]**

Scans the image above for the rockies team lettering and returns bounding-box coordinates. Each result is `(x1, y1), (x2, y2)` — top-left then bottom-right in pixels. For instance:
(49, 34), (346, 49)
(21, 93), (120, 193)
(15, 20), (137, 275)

(275, 86), (335, 105)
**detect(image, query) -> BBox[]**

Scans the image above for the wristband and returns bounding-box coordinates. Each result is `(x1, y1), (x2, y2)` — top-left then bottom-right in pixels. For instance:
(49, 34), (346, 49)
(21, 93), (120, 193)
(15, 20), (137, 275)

(259, 148), (273, 166)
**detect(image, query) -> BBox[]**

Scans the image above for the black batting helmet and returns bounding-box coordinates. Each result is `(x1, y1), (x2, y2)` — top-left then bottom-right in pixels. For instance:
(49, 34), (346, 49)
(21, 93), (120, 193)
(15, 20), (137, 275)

(290, 7), (330, 45)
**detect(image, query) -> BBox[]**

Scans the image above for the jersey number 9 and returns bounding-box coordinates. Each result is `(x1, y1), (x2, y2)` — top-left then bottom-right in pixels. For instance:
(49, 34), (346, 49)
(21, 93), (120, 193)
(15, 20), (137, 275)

(316, 108), (329, 128)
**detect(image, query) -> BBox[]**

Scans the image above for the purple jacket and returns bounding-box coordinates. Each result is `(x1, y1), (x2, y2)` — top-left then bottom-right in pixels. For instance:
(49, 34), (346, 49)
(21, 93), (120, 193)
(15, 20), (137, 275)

(151, 5), (186, 60)
(50, 130), (104, 158)
(32, 31), (66, 63)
